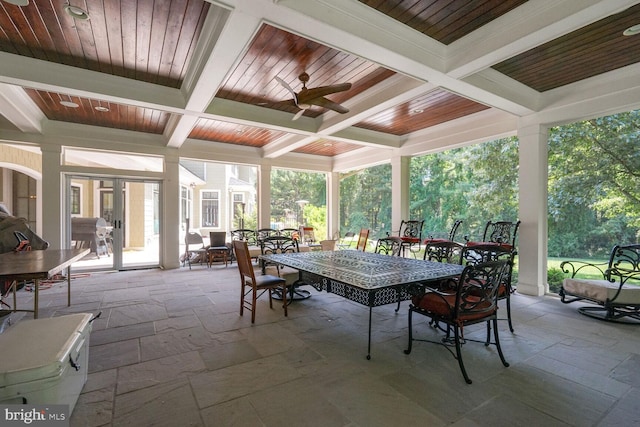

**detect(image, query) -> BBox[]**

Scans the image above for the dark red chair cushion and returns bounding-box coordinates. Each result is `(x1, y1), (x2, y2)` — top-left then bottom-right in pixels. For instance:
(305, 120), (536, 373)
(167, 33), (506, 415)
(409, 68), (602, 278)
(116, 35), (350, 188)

(466, 241), (513, 251)
(412, 292), (495, 322)
(401, 237), (420, 243)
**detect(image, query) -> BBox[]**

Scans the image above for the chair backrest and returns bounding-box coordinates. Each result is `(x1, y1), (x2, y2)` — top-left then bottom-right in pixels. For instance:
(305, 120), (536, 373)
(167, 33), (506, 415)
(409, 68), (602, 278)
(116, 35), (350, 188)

(374, 236), (402, 256)
(185, 231), (204, 247)
(461, 243), (513, 266)
(454, 260), (510, 319)
(606, 244), (640, 285)
(257, 228), (279, 242)
(481, 220), (521, 249)
(260, 236), (299, 255)
(424, 240), (464, 263)
(399, 220), (424, 240)
(320, 240), (338, 251)
(233, 240), (256, 285)
(448, 219), (463, 241)
(209, 231), (226, 247)
(231, 229), (257, 245)
(299, 226), (315, 244)
(356, 228), (369, 251)
(279, 228), (300, 240)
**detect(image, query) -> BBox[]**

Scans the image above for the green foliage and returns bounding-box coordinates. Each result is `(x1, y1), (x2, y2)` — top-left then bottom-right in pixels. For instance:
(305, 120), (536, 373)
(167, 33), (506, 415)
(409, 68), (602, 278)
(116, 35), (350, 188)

(547, 267), (565, 294)
(340, 164), (391, 238)
(270, 168), (326, 230)
(548, 110), (640, 257)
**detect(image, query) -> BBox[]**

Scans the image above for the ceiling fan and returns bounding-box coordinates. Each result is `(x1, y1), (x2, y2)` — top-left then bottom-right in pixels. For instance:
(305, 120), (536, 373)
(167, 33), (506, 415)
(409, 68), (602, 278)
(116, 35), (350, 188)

(275, 72), (352, 120)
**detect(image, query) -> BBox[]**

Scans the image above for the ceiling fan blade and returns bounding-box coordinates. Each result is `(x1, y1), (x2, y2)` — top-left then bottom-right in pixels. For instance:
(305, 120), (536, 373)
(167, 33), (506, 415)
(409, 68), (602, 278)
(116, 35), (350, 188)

(311, 97), (349, 114)
(298, 83), (352, 103)
(292, 109), (305, 121)
(275, 76), (298, 105)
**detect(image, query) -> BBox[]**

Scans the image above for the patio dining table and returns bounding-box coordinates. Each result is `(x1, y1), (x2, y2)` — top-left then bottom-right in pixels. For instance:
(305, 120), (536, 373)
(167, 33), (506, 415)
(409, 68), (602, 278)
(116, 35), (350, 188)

(260, 250), (463, 359)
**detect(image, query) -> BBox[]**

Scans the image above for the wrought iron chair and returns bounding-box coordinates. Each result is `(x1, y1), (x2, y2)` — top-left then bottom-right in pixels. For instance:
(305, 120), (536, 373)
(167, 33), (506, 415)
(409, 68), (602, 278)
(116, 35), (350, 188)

(424, 240), (464, 264)
(231, 229), (259, 263)
(279, 228), (300, 240)
(461, 243), (516, 337)
(480, 220), (520, 249)
(374, 236), (403, 256)
(404, 260), (511, 384)
(424, 219), (463, 244)
(256, 228), (279, 243)
(560, 244), (640, 324)
(260, 235), (310, 302)
(233, 240), (287, 323)
(355, 228), (370, 252)
(397, 220), (424, 257)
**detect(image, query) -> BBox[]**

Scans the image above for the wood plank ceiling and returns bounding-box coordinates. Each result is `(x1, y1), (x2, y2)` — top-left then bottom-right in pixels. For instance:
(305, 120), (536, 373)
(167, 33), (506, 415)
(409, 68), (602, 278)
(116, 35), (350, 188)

(0, 0), (639, 160)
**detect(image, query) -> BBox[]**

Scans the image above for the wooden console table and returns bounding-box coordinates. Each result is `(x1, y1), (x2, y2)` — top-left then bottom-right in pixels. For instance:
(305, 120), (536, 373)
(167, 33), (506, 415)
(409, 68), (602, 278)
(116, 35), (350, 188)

(0, 248), (90, 318)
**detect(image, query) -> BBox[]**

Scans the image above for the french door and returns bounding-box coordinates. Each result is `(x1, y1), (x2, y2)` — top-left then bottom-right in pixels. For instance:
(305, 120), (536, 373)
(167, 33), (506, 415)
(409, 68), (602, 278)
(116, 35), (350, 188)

(66, 176), (161, 271)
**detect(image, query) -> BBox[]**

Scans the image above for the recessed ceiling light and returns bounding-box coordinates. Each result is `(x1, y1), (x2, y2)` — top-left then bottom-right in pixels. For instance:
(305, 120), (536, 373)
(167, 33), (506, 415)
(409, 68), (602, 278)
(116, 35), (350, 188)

(64, 2), (90, 20)
(412, 109), (424, 114)
(2, 0), (29, 6)
(323, 142), (332, 147)
(623, 24), (640, 36)
(94, 106), (109, 112)
(60, 100), (79, 108)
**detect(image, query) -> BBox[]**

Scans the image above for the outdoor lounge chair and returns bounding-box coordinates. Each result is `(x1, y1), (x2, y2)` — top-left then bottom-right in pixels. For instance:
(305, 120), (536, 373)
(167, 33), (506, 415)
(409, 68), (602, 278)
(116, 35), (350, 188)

(560, 244), (640, 324)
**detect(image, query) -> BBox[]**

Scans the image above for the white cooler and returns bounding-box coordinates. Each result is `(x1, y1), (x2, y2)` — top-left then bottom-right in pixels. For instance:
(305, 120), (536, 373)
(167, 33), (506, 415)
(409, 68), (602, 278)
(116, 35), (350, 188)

(0, 313), (93, 413)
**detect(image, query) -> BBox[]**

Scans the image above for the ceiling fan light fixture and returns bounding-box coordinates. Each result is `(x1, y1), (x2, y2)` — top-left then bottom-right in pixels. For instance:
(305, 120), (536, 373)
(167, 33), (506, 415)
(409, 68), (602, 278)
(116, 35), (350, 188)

(64, 2), (90, 20)
(2, 0), (29, 6)
(623, 23), (640, 36)
(60, 100), (79, 108)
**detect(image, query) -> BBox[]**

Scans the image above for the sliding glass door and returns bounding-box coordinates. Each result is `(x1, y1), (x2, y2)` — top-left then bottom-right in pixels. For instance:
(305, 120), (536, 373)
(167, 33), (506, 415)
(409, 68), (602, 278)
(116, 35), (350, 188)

(66, 176), (161, 271)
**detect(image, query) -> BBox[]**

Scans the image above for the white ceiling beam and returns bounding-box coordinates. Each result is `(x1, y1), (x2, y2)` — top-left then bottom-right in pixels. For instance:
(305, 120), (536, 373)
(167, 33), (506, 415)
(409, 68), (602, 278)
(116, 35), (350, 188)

(0, 52), (185, 112)
(445, 0), (638, 79)
(0, 83), (45, 133)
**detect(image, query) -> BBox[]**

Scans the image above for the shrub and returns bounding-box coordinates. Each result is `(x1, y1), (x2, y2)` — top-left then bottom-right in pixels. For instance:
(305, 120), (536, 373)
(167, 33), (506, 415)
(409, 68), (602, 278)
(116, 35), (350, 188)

(547, 267), (565, 294)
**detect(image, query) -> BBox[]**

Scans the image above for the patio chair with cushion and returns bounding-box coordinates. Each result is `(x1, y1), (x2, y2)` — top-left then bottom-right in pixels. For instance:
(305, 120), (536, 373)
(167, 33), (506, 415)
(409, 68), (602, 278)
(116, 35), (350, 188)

(396, 220), (424, 257)
(404, 260), (511, 384)
(207, 231), (230, 267)
(560, 244), (640, 324)
(461, 243), (516, 337)
(233, 240), (287, 323)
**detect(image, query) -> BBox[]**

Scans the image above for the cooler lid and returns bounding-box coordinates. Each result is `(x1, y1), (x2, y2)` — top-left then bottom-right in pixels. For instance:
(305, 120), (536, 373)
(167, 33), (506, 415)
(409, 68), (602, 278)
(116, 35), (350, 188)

(0, 313), (93, 386)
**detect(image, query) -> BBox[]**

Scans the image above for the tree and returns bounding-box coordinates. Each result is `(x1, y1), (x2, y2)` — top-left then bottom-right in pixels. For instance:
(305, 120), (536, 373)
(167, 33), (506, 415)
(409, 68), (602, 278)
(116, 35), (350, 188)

(548, 110), (640, 257)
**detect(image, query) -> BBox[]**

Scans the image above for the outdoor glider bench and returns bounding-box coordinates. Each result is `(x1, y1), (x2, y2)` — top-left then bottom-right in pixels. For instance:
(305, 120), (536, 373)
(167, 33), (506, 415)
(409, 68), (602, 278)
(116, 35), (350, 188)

(560, 244), (640, 324)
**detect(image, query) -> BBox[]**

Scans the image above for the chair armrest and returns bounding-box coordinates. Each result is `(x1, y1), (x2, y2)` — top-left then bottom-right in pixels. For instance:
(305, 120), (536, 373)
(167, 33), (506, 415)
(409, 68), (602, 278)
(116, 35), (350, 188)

(560, 260), (608, 279)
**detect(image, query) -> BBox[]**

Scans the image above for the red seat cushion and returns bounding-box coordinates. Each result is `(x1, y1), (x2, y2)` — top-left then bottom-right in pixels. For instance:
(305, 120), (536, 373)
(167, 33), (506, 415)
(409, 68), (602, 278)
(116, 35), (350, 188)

(423, 238), (449, 244)
(466, 241), (513, 251)
(412, 292), (495, 322)
(401, 237), (420, 243)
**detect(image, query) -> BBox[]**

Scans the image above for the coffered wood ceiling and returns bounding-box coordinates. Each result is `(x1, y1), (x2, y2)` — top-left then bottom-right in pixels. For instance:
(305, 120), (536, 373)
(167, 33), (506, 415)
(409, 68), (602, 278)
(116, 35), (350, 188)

(0, 0), (639, 169)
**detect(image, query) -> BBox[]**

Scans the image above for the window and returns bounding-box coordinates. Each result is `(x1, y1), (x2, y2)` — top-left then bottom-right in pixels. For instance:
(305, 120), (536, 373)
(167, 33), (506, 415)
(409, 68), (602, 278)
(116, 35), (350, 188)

(180, 185), (192, 229)
(70, 184), (81, 215)
(201, 190), (219, 227)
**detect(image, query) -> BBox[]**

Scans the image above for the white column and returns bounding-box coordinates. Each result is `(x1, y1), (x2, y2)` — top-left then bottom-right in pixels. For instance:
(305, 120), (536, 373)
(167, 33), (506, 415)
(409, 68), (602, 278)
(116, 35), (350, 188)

(391, 155), (410, 233)
(40, 144), (62, 249)
(163, 151), (181, 269)
(327, 171), (340, 240)
(517, 122), (548, 296)
(258, 162), (271, 229)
